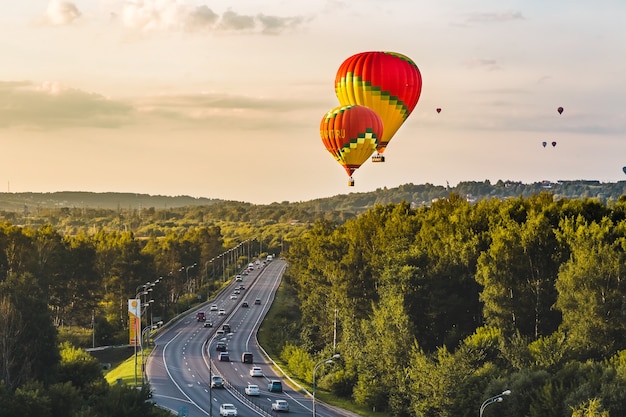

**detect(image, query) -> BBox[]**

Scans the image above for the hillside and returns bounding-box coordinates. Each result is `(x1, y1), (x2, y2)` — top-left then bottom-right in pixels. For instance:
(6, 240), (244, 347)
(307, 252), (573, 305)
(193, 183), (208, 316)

(0, 179), (625, 214)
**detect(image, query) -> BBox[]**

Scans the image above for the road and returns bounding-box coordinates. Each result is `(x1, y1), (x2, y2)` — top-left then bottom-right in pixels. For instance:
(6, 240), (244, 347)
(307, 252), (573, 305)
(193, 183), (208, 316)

(146, 259), (352, 417)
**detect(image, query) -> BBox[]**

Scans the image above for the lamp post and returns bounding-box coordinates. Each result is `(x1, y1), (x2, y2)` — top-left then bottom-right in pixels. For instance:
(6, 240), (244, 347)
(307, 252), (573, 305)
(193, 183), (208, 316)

(184, 263), (197, 294)
(479, 389), (511, 417)
(312, 353), (340, 417)
(133, 285), (149, 388)
(133, 279), (162, 387)
(206, 338), (214, 417)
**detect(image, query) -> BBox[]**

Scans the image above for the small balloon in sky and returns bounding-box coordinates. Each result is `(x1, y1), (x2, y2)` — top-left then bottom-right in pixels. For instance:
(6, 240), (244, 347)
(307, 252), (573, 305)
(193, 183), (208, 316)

(557, 106), (564, 115)
(436, 108), (441, 114)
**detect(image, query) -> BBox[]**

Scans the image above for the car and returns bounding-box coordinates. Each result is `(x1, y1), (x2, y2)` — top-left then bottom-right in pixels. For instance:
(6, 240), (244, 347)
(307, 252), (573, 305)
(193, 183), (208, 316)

(249, 366), (263, 377)
(219, 403), (237, 416)
(254, 298), (261, 305)
(196, 311), (206, 322)
(241, 301), (249, 308)
(210, 305), (218, 311)
(218, 308), (226, 315)
(222, 323), (231, 332)
(238, 285), (245, 290)
(244, 384), (260, 396)
(215, 341), (227, 351)
(211, 375), (224, 388)
(216, 329), (225, 338)
(203, 321), (213, 328)
(218, 352), (230, 361)
(230, 294), (237, 300)
(234, 289), (240, 294)
(242, 352), (253, 364)
(271, 399), (289, 412)
(268, 380), (283, 393)
(235, 275), (242, 282)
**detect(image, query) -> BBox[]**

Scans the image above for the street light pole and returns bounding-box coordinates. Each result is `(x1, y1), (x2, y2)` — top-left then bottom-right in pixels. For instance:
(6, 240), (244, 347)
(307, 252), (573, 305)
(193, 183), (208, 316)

(312, 353), (340, 417)
(184, 263), (197, 294)
(479, 389), (511, 417)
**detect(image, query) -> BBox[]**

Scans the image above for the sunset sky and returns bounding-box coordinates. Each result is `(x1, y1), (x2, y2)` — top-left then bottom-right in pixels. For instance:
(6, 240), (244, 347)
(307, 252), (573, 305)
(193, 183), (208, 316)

(1, 1), (625, 204)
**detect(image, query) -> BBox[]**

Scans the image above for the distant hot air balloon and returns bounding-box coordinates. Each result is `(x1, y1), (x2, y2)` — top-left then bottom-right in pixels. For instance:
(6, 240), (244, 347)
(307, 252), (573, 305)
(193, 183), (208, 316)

(557, 106), (564, 115)
(552, 141), (557, 147)
(436, 108), (441, 114)
(335, 51), (422, 161)
(320, 105), (383, 186)
(542, 141), (547, 148)
(622, 166), (626, 175)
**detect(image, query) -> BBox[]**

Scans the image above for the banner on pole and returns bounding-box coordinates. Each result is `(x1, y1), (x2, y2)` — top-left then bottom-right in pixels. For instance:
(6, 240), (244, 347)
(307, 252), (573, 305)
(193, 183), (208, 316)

(129, 299), (141, 346)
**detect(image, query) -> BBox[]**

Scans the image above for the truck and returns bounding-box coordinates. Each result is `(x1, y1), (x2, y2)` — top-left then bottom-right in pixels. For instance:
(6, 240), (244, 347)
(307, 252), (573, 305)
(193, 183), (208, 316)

(196, 311), (206, 322)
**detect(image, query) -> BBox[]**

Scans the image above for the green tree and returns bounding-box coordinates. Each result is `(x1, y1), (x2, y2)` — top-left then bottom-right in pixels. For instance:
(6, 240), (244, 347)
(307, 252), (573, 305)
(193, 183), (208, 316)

(555, 217), (626, 358)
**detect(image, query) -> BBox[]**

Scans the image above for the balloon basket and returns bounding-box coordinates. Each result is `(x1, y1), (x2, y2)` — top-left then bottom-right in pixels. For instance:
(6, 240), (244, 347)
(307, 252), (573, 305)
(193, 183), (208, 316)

(348, 177), (355, 186)
(372, 154), (385, 163)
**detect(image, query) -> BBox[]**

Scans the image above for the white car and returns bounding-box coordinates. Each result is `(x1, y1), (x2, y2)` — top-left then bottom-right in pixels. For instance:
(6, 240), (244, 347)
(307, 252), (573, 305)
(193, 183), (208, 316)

(218, 308), (226, 316)
(272, 399), (289, 412)
(220, 403), (237, 416)
(230, 294), (237, 300)
(249, 366), (263, 377)
(244, 384), (260, 396)
(210, 305), (218, 311)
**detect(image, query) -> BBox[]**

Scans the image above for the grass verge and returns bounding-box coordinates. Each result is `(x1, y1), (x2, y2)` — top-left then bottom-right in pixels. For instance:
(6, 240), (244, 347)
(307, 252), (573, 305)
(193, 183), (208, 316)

(105, 347), (152, 387)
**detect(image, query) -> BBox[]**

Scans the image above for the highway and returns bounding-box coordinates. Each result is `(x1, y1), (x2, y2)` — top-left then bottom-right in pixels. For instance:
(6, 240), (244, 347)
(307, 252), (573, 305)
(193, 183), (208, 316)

(146, 259), (351, 417)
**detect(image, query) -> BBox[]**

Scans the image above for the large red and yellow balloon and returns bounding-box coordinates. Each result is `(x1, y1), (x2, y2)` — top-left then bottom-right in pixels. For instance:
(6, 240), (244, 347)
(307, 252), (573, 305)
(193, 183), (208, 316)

(320, 105), (383, 185)
(335, 51), (422, 155)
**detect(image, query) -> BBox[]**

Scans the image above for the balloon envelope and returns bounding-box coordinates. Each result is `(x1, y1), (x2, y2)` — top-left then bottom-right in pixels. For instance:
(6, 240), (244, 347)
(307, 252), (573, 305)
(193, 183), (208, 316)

(552, 141), (557, 147)
(557, 106), (564, 114)
(542, 141), (547, 147)
(622, 167), (626, 175)
(436, 108), (441, 113)
(320, 105), (383, 179)
(335, 51), (422, 154)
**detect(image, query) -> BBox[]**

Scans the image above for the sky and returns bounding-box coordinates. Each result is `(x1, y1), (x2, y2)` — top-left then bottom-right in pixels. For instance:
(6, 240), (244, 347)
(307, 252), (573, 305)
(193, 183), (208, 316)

(1, 1), (625, 205)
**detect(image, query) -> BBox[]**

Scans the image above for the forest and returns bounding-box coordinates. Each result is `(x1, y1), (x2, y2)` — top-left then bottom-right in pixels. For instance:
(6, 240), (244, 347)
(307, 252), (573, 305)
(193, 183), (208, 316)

(283, 193), (626, 417)
(2, 189), (626, 416)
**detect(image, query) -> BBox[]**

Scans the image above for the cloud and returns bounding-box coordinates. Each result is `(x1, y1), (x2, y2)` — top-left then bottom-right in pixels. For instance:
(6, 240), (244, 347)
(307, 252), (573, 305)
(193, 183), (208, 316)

(131, 92), (304, 127)
(217, 10), (256, 31)
(185, 5), (219, 32)
(464, 58), (500, 71)
(119, 1), (306, 34)
(45, 0), (81, 26)
(465, 11), (524, 24)
(0, 81), (133, 129)
(256, 14), (306, 35)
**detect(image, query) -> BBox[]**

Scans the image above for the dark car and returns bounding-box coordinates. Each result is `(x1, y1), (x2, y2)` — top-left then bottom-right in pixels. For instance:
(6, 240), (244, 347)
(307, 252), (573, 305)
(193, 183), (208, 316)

(242, 301), (249, 308)
(222, 323), (231, 333)
(218, 352), (230, 362)
(211, 375), (224, 388)
(216, 341), (227, 351)
(268, 380), (283, 393)
(254, 298), (261, 305)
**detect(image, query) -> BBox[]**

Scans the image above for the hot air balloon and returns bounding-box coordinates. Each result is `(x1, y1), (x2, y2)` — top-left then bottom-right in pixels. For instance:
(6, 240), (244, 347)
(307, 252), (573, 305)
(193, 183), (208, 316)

(320, 105), (383, 186)
(436, 108), (441, 114)
(557, 106), (564, 115)
(551, 141), (557, 147)
(335, 51), (422, 161)
(622, 166), (626, 175)
(542, 141), (547, 148)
